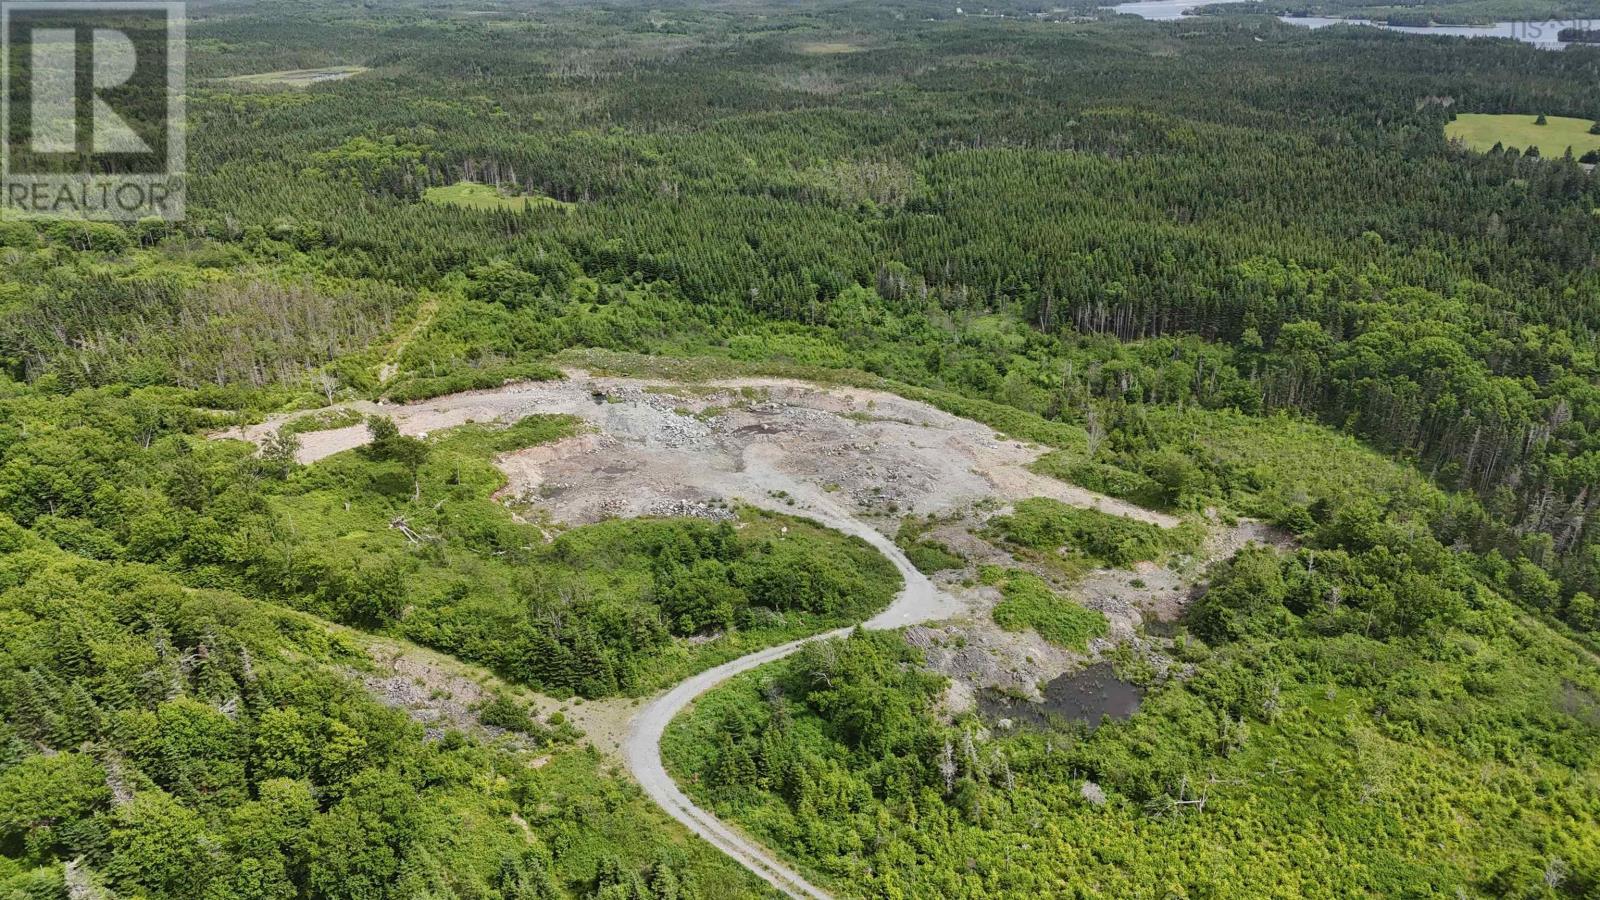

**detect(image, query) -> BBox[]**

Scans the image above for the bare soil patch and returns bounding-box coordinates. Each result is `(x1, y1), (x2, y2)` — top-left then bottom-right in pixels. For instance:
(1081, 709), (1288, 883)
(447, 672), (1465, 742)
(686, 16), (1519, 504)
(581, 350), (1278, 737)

(220, 371), (1174, 529)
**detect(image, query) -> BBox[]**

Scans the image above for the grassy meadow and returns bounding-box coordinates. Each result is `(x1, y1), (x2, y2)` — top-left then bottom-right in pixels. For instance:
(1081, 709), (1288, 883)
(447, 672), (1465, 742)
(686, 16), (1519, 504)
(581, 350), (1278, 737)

(1446, 113), (1600, 157)
(219, 65), (369, 88)
(423, 181), (576, 212)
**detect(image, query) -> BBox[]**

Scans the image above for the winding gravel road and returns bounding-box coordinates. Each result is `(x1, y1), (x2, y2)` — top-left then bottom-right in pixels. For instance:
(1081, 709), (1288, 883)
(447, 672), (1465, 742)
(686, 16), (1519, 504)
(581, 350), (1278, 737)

(621, 449), (960, 900)
(217, 371), (1165, 898)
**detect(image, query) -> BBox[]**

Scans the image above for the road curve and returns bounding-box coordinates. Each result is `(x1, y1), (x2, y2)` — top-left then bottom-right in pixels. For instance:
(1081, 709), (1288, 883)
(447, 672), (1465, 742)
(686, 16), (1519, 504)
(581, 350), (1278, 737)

(621, 455), (961, 899)
(215, 373), (1144, 897)
(624, 628), (847, 899)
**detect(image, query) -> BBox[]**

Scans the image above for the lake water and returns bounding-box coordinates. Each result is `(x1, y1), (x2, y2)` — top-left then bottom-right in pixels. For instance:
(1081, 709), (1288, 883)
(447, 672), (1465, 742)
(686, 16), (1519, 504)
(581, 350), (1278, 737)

(1107, 0), (1578, 48)
(979, 662), (1144, 731)
(1288, 14), (1572, 47)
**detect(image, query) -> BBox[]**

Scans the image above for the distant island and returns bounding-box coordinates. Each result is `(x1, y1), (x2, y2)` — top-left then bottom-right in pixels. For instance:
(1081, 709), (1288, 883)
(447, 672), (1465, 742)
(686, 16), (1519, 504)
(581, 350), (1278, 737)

(1558, 26), (1600, 41)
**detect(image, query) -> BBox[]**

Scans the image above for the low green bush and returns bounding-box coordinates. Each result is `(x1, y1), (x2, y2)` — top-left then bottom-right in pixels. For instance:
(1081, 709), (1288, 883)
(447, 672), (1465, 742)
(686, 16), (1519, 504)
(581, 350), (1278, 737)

(990, 498), (1199, 569)
(382, 362), (563, 403)
(988, 569), (1107, 649)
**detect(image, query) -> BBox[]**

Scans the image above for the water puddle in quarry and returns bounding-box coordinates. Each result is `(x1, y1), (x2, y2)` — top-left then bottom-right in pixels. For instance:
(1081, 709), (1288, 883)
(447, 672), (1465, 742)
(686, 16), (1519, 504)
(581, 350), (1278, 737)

(980, 662), (1144, 731)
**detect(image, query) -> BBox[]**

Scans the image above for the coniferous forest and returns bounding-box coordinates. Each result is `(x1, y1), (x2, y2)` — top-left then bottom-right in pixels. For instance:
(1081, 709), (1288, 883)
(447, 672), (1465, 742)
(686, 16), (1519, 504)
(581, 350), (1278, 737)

(2, 0), (1600, 898)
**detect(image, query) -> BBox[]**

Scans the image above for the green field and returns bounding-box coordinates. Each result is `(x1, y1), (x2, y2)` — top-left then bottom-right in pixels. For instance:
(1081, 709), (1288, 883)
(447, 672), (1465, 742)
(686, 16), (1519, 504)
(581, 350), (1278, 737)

(1446, 113), (1600, 157)
(422, 181), (575, 212)
(220, 65), (368, 88)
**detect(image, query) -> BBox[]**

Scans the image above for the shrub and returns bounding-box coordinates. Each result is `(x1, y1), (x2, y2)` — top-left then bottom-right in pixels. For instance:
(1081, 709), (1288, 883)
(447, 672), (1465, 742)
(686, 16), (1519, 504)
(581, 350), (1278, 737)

(990, 570), (1107, 650)
(382, 362), (563, 403)
(990, 498), (1197, 568)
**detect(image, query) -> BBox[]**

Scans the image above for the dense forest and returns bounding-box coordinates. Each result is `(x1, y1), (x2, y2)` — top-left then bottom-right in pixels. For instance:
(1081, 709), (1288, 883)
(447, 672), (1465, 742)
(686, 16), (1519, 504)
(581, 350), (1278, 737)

(3, 0), (1600, 896)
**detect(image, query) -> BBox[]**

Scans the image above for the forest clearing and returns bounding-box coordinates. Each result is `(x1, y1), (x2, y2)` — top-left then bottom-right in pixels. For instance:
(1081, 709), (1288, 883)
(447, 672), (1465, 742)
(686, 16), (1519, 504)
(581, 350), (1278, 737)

(1446, 112), (1600, 156)
(423, 182), (576, 212)
(222, 370), (1222, 898)
(218, 65), (370, 88)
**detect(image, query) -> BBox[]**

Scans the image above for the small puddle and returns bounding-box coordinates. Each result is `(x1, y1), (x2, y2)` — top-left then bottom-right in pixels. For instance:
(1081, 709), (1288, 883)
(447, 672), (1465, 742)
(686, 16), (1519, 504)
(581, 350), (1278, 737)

(980, 662), (1143, 731)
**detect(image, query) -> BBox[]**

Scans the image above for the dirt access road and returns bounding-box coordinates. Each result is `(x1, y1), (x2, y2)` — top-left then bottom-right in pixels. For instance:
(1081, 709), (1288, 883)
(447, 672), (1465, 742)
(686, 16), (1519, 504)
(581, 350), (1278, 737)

(220, 370), (1181, 899)
(622, 466), (957, 900)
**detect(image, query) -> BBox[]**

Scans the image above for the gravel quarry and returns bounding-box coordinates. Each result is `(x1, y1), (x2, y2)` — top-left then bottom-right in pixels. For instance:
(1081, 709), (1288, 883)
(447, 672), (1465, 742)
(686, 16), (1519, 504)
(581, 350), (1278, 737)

(909, 512), (1291, 705)
(221, 370), (1177, 528)
(220, 370), (1256, 900)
